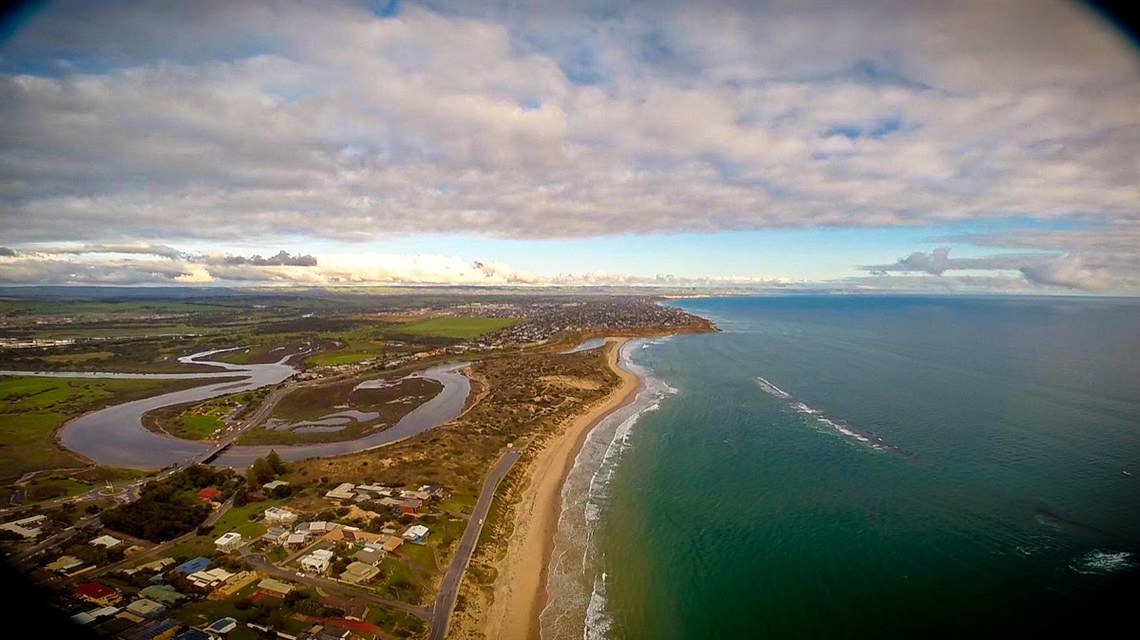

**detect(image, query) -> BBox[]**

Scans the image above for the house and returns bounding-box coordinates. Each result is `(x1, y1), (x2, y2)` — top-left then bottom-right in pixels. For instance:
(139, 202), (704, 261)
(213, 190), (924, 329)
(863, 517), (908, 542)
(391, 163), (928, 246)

(300, 548), (335, 574)
(324, 526), (382, 548)
(262, 480), (290, 492)
(256, 578), (295, 598)
(74, 582), (121, 606)
(381, 536), (403, 553)
(306, 521), (332, 535)
(205, 617), (239, 636)
(0, 514), (47, 539)
(397, 499), (422, 515)
(174, 557), (211, 574)
(352, 547), (384, 566)
(286, 533), (308, 549)
(90, 534), (123, 549)
(262, 526), (288, 544)
(131, 558), (176, 575)
(175, 630), (213, 640)
(70, 605), (120, 625)
(139, 585), (184, 606)
(339, 561), (380, 585)
(402, 524), (429, 543)
(420, 485), (447, 499)
(197, 487), (222, 503)
(126, 598), (167, 619)
(324, 483), (356, 502)
(119, 617), (180, 640)
(263, 506), (298, 526)
(214, 532), (243, 553)
(46, 555), (85, 574)
(187, 567), (235, 590)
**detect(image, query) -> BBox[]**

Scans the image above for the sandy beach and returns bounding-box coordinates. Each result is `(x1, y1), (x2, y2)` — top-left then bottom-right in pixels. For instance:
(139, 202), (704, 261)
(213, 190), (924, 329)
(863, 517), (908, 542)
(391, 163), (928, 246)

(480, 336), (643, 640)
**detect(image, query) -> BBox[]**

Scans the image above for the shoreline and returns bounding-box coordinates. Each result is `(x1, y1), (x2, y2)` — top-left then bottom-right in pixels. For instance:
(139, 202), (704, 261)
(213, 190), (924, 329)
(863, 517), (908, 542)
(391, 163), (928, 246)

(482, 336), (644, 640)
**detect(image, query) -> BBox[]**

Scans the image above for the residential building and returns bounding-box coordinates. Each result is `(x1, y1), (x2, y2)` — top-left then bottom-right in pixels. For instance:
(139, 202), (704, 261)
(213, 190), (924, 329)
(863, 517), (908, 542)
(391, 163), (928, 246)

(324, 483), (355, 502)
(187, 567), (235, 590)
(381, 536), (403, 553)
(0, 514), (47, 539)
(119, 617), (180, 640)
(74, 582), (121, 606)
(402, 524), (429, 543)
(262, 506), (298, 526)
(397, 499), (422, 515)
(256, 578), (295, 598)
(214, 532), (243, 553)
(139, 585), (184, 606)
(262, 480), (290, 492)
(299, 549), (335, 574)
(286, 532), (308, 549)
(126, 598), (167, 619)
(339, 561), (380, 585)
(197, 487), (222, 503)
(174, 556), (211, 574)
(45, 555), (85, 574)
(352, 547), (384, 566)
(205, 617), (239, 636)
(70, 606), (120, 626)
(262, 526), (288, 545)
(90, 534), (123, 549)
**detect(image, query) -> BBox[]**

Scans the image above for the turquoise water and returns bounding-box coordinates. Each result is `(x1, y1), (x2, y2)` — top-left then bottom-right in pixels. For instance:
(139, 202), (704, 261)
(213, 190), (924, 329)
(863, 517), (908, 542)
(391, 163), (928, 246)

(545, 296), (1140, 639)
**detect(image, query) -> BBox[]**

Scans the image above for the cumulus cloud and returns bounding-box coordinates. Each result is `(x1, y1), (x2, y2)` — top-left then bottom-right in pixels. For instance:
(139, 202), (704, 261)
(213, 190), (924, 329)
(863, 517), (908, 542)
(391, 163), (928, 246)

(0, 0), (1135, 247)
(863, 240), (1137, 293)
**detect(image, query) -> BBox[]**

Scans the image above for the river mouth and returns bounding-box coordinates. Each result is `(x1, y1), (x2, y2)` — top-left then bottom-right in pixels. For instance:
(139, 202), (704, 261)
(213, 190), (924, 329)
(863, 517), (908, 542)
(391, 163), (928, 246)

(4, 346), (471, 470)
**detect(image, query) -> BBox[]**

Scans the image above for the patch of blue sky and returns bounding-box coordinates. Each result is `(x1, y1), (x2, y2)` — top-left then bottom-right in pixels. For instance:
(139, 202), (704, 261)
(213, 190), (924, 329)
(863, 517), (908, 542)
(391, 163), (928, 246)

(368, 0), (401, 19)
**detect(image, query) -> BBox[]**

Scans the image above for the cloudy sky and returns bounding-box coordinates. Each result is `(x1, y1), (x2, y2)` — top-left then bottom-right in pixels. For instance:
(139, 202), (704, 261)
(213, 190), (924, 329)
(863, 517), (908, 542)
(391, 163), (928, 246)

(0, 0), (1137, 293)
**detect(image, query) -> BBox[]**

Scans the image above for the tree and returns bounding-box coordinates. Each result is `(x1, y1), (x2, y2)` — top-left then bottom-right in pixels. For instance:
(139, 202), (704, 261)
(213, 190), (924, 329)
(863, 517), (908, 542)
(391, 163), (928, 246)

(250, 457), (275, 485)
(266, 450), (287, 475)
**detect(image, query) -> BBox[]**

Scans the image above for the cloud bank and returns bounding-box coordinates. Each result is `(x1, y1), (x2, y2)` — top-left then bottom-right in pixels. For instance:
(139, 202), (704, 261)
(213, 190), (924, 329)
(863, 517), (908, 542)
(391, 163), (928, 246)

(0, 244), (796, 287)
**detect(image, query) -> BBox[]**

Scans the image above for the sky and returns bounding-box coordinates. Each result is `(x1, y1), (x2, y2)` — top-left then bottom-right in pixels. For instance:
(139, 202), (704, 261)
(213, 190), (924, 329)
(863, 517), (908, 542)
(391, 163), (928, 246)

(0, 0), (1137, 294)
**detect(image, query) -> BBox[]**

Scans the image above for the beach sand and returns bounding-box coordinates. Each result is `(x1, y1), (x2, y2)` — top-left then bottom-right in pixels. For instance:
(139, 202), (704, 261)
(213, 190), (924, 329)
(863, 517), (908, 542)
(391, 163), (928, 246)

(480, 337), (642, 640)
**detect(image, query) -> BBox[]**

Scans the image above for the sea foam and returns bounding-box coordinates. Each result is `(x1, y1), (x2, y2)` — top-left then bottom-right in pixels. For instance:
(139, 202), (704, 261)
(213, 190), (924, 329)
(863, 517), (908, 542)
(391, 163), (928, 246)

(540, 338), (676, 640)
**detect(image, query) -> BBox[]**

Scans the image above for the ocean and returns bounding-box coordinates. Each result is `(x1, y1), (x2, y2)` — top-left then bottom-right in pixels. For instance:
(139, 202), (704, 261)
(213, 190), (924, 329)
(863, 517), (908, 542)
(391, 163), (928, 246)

(540, 295), (1140, 639)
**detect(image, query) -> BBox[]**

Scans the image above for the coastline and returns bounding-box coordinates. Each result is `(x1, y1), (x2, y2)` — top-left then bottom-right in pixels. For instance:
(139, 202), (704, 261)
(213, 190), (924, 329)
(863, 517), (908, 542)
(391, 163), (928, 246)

(481, 336), (643, 640)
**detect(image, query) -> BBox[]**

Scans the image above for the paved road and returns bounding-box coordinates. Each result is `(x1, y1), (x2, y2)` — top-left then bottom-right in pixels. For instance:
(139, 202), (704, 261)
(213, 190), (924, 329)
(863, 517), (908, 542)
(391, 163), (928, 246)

(429, 446), (525, 640)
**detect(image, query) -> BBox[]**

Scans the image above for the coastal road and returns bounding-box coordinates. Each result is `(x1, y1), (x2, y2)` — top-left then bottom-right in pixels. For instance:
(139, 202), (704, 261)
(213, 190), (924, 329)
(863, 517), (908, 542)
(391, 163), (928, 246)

(429, 446), (525, 640)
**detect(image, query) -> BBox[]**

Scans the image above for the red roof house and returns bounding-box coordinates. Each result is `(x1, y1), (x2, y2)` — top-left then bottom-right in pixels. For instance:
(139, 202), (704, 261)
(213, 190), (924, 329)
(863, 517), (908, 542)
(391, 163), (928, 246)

(74, 582), (121, 605)
(197, 487), (222, 503)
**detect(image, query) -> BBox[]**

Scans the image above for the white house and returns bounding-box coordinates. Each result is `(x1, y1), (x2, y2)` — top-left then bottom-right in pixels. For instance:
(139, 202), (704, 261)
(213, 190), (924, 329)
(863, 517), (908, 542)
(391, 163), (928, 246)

(402, 524), (430, 543)
(299, 549), (335, 574)
(89, 535), (123, 549)
(214, 532), (243, 553)
(263, 506), (298, 526)
(324, 483), (356, 502)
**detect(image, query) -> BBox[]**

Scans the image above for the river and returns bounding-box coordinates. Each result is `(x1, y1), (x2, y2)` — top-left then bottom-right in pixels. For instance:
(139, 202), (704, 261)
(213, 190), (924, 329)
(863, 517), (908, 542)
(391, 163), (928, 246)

(1, 347), (471, 469)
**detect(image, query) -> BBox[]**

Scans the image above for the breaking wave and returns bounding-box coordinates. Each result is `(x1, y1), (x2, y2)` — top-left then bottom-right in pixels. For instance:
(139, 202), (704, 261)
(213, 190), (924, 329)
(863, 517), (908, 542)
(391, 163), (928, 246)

(758, 376), (903, 453)
(1071, 550), (1136, 575)
(540, 338), (677, 640)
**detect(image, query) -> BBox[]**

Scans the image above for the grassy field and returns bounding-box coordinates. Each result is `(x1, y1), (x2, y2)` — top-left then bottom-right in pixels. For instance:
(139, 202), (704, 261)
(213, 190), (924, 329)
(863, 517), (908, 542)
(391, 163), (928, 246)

(180, 413), (225, 439)
(392, 316), (518, 340)
(39, 351), (116, 364)
(0, 375), (238, 482)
